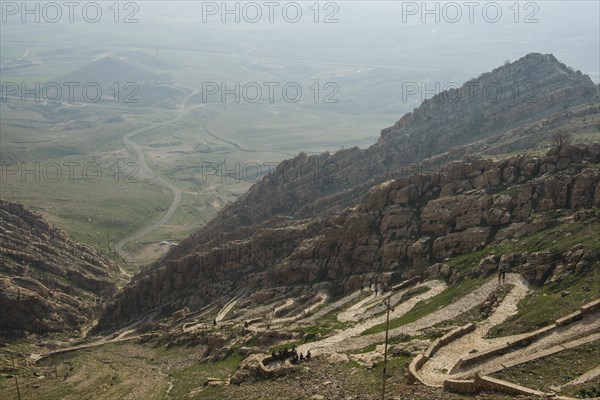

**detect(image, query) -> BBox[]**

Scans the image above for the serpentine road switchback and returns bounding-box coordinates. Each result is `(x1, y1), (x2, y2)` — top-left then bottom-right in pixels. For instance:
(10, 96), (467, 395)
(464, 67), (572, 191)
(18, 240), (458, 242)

(116, 86), (201, 263)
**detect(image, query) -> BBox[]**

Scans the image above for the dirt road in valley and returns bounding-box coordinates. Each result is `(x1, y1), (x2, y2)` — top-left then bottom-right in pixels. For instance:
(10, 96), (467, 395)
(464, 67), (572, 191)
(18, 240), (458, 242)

(116, 87), (200, 263)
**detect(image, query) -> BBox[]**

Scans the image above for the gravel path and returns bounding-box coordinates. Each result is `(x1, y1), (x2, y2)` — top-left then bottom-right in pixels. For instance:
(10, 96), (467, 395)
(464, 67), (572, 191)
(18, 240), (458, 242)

(298, 280), (447, 356)
(273, 299), (295, 317)
(419, 274), (529, 385)
(329, 274), (523, 355)
(303, 290), (363, 323)
(337, 292), (379, 322)
(215, 294), (243, 322)
(272, 295), (329, 325)
(117, 87), (201, 263)
(417, 273), (600, 386)
(354, 286), (425, 322)
(469, 316), (600, 378)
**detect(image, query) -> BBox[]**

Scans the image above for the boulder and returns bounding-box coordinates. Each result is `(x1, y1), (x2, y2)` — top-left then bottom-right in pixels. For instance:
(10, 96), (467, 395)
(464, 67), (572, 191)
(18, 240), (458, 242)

(409, 237), (432, 267)
(426, 263), (453, 279)
(328, 352), (349, 364)
(478, 255), (499, 275)
(523, 250), (558, 284)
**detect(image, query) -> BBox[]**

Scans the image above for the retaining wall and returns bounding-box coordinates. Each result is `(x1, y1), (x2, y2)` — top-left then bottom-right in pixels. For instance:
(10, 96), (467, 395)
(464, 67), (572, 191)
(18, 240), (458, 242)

(444, 375), (547, 397)
(476, 375), (547, 397)
(555, 310), (583, 327)
(466, 297), (598, 370)
(408, 323), (476, 385)
(580, 298), (600, 315)
(424, 323), (476, 359)
(443, 378), (479, 394)
(392, 276), (422, 292)
(438, 299), (600, 397)
(450, 323), (558, 373)
(407, 354), (427, 384)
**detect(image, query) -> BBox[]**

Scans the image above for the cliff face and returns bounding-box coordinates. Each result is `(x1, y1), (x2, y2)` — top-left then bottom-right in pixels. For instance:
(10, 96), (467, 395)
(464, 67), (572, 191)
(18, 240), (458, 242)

(95, 53), (600, 331)
(0, 201), (123, 337)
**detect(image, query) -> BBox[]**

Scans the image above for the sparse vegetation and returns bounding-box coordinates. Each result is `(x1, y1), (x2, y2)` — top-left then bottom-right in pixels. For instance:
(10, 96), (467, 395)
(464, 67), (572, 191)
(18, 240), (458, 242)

(492, 340), (600, 392)
(487, 270), (599, 337)
(361, 277), (484, 335)
(566, 378), (600, 399)
(552, 130), (573, 149)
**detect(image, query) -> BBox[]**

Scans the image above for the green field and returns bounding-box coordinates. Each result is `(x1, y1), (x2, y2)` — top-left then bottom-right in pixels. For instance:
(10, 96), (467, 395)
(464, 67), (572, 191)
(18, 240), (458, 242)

(1, 32), (414, 266)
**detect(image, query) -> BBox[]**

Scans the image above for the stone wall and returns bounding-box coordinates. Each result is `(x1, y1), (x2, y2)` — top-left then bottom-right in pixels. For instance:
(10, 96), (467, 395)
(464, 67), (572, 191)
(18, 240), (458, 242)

(450, 322), (559, 373)
(444, 375), (547, 397)
(408, 323), (476, 386)
(419, 299), (600, 396)
(443, 378), (479, 394)
(424, 323), (476, 359)
(476, 375), (546, 397)
(407, 354), (427, 384)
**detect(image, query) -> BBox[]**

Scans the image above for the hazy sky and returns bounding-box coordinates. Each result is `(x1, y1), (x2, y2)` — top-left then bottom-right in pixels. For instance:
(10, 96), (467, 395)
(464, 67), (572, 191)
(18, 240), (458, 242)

(2, 1), (598, 82)
(133, 0), (600, 81)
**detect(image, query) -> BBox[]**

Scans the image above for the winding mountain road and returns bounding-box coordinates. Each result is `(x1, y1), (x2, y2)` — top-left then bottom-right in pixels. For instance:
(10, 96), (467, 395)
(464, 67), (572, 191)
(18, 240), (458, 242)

(116, 87), (201, 262)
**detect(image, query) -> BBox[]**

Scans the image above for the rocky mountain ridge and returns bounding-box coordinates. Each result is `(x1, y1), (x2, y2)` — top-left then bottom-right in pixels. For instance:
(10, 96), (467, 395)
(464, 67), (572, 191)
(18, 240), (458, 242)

(0, 200), (123, 337)
(96, 142), (600, 330)
(159, 53), (598, 265)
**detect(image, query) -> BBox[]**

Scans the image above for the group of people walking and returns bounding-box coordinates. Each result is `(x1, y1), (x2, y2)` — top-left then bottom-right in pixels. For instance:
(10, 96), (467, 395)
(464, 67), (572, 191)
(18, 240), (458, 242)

(271, 346), (311, 364)
(360, 273), (387, 296)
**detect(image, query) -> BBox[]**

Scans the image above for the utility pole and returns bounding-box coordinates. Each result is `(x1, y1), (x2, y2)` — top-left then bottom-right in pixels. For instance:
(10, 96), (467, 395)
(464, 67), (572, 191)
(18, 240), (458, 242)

(11, 352), (21, 400)
(381, 296), (394, 400)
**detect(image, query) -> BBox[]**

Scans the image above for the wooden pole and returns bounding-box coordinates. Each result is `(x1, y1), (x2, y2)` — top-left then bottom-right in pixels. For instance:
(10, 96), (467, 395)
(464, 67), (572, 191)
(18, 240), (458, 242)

(11, 352), (21, 400)
(381, 296), (394, 400)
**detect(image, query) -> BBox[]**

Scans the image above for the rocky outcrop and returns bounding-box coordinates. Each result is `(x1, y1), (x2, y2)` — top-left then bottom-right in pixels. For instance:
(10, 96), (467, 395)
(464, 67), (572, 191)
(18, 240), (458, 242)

(0, 200), (122, 338)
(229, 354), (297, 385)
(96, 143), (600, 331)
(521, 243), (597, 285)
